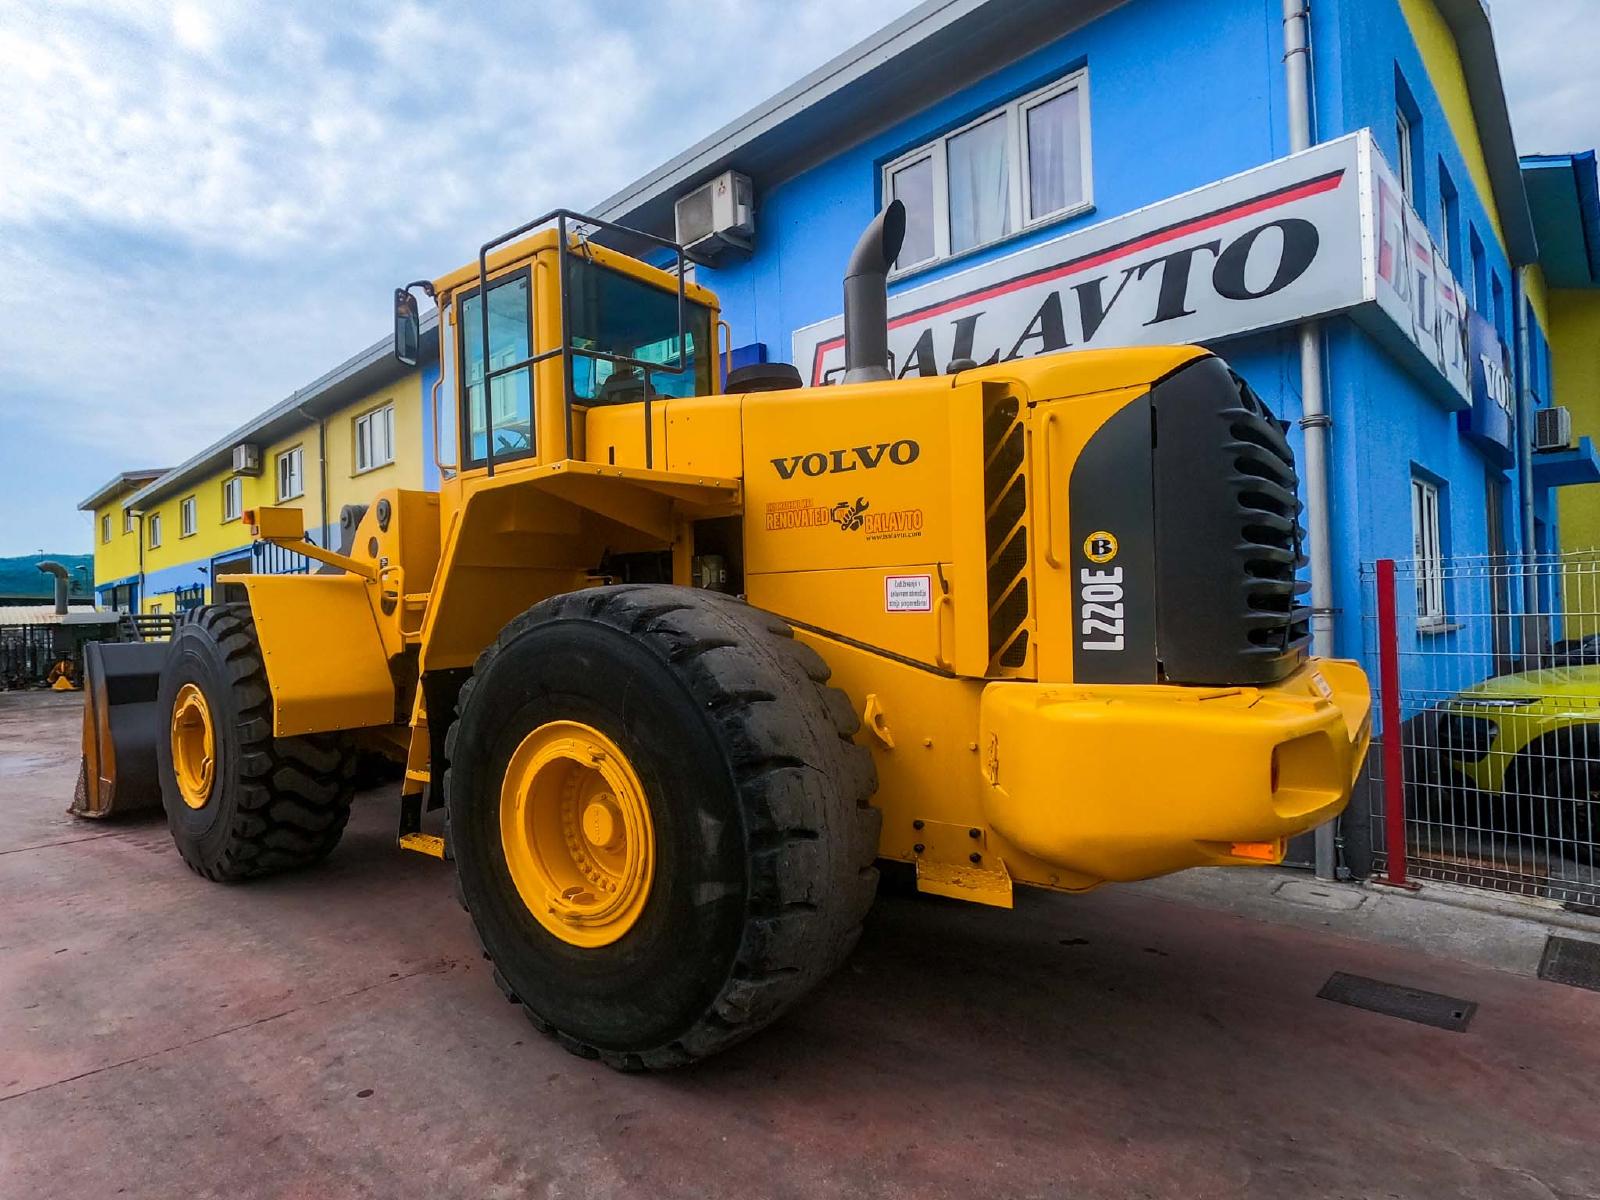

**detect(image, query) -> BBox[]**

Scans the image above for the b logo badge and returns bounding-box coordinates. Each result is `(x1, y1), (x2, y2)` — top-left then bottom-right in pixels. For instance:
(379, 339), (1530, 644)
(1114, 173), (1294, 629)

(1084, 531), (1119, 564)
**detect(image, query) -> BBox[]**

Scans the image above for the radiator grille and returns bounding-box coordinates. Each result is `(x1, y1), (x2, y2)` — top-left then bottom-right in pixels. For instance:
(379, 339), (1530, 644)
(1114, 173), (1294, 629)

(983, 392), (1031, 672)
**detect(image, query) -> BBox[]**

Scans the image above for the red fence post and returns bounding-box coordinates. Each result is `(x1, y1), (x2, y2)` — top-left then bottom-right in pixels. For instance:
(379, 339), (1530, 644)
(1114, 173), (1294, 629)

(1376, 558), (1409, 889)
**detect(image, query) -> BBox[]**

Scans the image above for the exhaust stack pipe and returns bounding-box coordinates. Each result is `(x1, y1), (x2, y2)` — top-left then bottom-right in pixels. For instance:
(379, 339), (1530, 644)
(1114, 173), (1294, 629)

(37, 561), (70, 616)
(842, 200), (906, 385)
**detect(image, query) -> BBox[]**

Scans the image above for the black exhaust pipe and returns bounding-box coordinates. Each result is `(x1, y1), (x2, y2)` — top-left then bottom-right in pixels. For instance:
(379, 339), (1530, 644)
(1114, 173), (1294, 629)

(842, 200), (906, 385)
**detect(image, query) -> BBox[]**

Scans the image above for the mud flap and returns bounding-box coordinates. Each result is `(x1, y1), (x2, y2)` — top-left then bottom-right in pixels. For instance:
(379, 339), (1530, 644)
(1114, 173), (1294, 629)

(72, 640), (168, 819)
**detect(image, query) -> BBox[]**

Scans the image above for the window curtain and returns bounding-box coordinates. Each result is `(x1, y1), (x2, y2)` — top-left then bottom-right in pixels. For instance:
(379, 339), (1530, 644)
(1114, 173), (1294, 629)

(1027, 90), (1081, 219)
(948, 114), (1009, 253)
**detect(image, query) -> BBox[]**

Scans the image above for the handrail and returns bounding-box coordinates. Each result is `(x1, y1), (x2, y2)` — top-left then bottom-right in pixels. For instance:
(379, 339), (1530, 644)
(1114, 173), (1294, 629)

(473, 208), (693, 477)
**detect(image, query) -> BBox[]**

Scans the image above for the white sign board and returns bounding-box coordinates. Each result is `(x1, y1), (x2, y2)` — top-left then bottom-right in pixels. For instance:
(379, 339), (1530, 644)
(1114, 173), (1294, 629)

(793, 131), (1470, 407)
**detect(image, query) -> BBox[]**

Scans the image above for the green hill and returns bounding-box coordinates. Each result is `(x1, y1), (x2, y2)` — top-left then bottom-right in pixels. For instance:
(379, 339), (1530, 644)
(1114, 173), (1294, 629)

(0, 554), (94, 599)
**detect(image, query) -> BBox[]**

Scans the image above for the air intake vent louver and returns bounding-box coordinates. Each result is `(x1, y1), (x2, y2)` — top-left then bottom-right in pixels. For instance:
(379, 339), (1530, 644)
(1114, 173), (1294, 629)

(1227, 375), (1311, 657)
(983, 392), (1031, 672)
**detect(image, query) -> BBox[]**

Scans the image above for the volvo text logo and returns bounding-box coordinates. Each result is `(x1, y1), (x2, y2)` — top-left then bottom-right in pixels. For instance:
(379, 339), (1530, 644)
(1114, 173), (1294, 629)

(771, 440), (920, 480)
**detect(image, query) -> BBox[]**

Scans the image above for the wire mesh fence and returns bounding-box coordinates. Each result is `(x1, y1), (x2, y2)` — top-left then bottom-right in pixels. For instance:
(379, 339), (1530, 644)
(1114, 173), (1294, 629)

(1361, 553), (1600, 909)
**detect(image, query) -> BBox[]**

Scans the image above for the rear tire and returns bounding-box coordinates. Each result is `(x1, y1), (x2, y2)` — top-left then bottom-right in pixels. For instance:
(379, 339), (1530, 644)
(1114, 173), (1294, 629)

(445, 585), (880, 1069)
(155, 605), (356, 881)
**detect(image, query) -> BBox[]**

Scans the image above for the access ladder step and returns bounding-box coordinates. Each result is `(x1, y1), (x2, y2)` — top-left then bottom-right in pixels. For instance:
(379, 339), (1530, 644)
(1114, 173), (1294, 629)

(398, 832), (447, 859)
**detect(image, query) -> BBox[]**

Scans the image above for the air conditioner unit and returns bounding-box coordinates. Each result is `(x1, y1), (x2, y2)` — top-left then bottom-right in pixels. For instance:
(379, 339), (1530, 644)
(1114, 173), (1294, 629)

(674, 170), (754, 262)
(232, 444), (262, 476)
(1534, 406), (1574, 453)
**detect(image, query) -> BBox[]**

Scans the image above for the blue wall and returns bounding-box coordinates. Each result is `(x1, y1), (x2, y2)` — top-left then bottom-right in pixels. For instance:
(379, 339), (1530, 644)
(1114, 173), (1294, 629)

(689, 0), (1553, 688)
(700, 0), (1296, 361)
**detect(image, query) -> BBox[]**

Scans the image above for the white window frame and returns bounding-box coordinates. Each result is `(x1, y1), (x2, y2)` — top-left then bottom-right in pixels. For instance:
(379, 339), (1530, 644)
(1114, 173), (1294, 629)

(122, 507), (134, 534)
(882, 68), (1093, 275)
(354, 403), (396, 473)
(276, 446), (304, 502)
(149, 513), (163, 549)
(1396, 108), (1415, 204)
(101, 514), (111, 543)
(179, 496), (197, 538)
(222, 476), (243, 523)
(1411, 477), (1445, 626)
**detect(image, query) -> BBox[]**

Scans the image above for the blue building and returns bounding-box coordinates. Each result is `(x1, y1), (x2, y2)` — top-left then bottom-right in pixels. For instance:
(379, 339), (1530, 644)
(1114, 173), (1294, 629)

(594, 0), (1599, 678)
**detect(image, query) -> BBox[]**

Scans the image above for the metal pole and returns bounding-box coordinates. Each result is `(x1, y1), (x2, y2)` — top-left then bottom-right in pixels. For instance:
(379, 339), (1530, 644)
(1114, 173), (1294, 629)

(1512, 271), (1539, 652)
(1283, 0), (1338, 878)
(1376, 559), (1410, 888)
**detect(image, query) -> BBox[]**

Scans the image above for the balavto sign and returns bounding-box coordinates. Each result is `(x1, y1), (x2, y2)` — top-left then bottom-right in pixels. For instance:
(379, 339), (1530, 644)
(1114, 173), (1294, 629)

(794, 131), (1471, 410)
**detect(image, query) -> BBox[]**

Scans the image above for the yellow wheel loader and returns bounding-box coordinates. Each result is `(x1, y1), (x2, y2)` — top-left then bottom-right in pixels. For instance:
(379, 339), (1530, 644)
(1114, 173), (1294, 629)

(77, 202), (1371, 1068)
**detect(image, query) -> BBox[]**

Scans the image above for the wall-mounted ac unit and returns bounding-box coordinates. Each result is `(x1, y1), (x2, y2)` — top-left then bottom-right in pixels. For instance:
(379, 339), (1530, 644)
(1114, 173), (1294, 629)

(674, 170), (754, 263)
(232, 444), (262, 476)
(1534, 406), (1574, 453)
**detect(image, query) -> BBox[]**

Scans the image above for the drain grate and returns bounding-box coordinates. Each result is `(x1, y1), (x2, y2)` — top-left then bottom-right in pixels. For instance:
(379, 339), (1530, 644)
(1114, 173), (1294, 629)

(1317, 972), (1476, 1032)
(1539, 936), (1600, 993)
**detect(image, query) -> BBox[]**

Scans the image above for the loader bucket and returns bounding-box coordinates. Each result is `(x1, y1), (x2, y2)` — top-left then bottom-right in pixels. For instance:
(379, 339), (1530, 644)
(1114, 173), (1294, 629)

(71, 640), (168, 819)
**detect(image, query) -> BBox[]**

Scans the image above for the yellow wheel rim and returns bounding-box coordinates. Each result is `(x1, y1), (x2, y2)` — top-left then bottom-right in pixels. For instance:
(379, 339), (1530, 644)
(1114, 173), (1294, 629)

(499, 720), (655, 948)
(170, 682), (216, 810)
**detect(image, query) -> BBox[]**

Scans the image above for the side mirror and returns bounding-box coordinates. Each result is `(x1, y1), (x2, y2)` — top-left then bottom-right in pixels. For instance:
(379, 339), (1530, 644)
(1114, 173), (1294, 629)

(394, 288), (420, 367)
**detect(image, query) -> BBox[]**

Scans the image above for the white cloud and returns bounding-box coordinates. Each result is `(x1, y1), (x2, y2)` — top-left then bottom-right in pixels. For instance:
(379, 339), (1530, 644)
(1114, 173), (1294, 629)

(6, 0), (1589, 555)
(1490, 1), (1600, 158)
(0, 0), (922, 552)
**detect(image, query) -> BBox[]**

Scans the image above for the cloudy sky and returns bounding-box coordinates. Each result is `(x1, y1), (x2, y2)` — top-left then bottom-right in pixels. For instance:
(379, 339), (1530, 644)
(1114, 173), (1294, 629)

(0, 0), (1594, 556)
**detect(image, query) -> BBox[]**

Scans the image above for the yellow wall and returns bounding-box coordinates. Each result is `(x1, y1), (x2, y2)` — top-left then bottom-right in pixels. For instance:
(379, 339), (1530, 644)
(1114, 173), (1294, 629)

(91, 489), (144, 587)
(1400, 0), (1551, 333)
(325, 374), (426, 519)
(130, 370), (425, 611)
(1555, 289), (1600, 552)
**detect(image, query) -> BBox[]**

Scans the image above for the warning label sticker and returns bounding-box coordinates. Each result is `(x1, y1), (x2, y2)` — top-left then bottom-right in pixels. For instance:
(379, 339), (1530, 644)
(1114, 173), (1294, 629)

(884, 574), (933, 613)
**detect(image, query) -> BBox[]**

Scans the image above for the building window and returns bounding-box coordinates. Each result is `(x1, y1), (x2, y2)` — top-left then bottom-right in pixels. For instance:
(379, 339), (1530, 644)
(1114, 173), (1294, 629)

(1411, 476), (1446, 626)
(355, 403), (395, 472)
(122, 508), (134, 534)
(1394, 69), (1423, 214)
(276, 446), (304, 502)
(1395, 109), (1415, 203)
(1491, 273), (1507, 341)
(149, 513), (163, 549)
(1438, 163), (1460, 270)
(180, 496), (197, 538)
(1469, 226), (1487, 311)
(222, 477), (243, 522)
(101, 514), (111, 543)
(882, 69), (1091, 272)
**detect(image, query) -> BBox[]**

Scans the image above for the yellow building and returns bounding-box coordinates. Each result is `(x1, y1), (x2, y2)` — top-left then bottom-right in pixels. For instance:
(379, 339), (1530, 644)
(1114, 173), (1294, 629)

(1521, 153), (1600, 552)
(81, 322), (438, 613)
(76, 469), (168, 611)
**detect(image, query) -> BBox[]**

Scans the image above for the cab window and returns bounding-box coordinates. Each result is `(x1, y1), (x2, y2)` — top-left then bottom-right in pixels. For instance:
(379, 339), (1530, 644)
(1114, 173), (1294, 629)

(460, 271), (533, 463)
(567, 259), (712, 406)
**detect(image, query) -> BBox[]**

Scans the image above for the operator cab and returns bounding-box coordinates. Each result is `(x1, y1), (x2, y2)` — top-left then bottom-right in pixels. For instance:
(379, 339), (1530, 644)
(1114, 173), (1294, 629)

(393, 211), (720, 478)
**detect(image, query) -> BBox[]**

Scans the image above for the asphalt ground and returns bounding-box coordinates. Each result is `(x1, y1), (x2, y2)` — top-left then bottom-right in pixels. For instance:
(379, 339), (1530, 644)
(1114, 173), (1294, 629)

(3, 688), (1598, 1200)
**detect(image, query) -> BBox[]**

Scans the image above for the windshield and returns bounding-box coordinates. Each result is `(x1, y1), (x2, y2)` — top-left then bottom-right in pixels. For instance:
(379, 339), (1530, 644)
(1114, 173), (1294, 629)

(567, 258), (712, 405)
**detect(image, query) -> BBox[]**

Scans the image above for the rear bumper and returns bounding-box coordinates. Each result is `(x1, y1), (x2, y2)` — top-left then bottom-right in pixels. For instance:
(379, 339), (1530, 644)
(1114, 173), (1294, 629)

(977, 658), (1371, 885)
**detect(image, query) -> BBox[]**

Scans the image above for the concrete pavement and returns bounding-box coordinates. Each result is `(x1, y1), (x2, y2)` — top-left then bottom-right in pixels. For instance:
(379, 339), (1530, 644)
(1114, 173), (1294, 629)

(3, 689), (1598, 1200)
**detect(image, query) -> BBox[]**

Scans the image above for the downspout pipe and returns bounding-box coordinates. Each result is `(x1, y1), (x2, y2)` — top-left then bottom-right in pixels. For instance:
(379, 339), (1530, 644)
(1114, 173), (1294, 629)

(297, 404), (329, 549)
(1283, 0), (1339, 880)
(1512, 271), (1537, 620)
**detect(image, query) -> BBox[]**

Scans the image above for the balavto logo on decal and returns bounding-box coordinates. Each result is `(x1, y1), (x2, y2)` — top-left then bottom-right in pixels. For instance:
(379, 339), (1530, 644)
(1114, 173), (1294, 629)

(831, 498), (869, 531)
(771, 440), (920, 479)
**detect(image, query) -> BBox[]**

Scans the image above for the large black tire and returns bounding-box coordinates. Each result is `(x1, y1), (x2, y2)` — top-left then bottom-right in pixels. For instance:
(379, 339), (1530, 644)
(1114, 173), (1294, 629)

(155, 605), (356, 881)
(445, 584), (880, 1069)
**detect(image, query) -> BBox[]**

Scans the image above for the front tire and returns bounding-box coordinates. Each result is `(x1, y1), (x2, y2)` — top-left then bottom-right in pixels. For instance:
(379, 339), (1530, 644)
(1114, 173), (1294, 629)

(155, 605), (356, 881)
(445, 585), (880, 1069)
